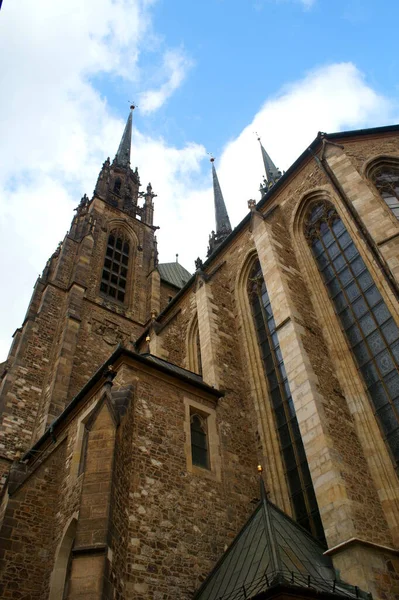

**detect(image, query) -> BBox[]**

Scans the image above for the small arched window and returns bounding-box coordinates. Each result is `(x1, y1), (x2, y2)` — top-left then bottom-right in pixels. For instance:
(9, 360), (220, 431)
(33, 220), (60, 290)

(248, 259), (325, 542)
(100, 231), (130, 303)
(305, 201), (399, 469)
(190, 413), (209, 469)
(370, 162), (399, 220)
(113, 178), (122, 195)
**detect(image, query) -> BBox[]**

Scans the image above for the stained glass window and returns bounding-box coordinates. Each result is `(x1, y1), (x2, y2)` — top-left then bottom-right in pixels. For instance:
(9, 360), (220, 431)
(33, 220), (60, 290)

(191, 413), (209, 469)
(371, 164), (399, 220)
(100, 231), (130, 303)
(305, 202), (399, 468)
(248, 260), (325, 542)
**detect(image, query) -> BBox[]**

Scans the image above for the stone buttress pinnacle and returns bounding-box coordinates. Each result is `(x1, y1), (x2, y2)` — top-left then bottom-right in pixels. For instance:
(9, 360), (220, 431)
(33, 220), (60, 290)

(258, 137), (282, 193)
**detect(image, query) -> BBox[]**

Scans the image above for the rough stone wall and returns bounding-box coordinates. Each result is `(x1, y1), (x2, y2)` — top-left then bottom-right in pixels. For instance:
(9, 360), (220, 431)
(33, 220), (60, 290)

(0, 283), (65, 459)
(115, 364), (259, 599)
(157, 291), (196, 366)
(67, 301), (142, 400)
(342, 134), (399, 172)
(159, 281), (181, 312)
(0, 441), (65, 599)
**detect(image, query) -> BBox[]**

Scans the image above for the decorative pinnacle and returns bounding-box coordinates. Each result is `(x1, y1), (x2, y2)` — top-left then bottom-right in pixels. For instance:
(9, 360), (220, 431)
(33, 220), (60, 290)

(248, 199), (257, 211)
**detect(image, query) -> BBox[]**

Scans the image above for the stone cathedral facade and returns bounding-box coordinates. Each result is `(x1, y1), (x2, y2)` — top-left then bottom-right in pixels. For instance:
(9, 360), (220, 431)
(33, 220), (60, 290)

(1, 111), (399, 600)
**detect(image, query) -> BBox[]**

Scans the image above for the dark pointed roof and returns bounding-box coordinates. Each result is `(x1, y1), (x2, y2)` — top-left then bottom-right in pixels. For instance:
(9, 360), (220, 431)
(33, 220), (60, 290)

(114, 107), (133, 168)
(193, 482), (370, 600)
(258, 137), (282, 190)
(158, 262), (191, 289)
(211, 159), (232, 235)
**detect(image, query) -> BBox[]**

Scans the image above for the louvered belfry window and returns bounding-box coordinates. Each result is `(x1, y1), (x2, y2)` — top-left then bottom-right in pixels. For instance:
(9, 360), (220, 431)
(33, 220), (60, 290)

(248, 260), (325, 542)
(100, 231), (130, 302)
(371, 163), (399, 220)
(305, 202), (399, 468)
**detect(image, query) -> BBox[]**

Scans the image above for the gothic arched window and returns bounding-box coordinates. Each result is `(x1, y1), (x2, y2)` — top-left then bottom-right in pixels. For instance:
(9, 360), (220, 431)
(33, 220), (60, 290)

(100, 231), (130, 303)
(305, 202), (399, 468)
(370, 163), (399, 220)
(190, 413), (209, 469)
(248, 260), (325, 542)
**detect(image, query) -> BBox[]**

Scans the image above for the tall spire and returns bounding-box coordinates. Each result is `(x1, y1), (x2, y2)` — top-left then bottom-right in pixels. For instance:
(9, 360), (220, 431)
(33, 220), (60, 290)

(257, 135), (282, 195)
(207, 158), (232, 257)
(114, 105), (134, 168)
(211, 158), (232, 234)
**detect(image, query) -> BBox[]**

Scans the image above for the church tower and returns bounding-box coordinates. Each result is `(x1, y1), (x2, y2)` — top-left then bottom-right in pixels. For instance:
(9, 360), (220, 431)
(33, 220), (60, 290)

(0, 107), (163, 475)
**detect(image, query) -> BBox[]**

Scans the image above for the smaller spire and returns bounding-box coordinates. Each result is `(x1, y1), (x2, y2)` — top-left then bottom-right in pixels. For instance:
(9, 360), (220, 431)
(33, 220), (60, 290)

(257, 135), (282, 194)
(114, 105), (135, 168)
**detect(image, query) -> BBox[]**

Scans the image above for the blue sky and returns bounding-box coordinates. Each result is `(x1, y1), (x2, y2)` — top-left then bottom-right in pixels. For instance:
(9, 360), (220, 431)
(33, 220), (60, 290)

(0, 0), (398, 359)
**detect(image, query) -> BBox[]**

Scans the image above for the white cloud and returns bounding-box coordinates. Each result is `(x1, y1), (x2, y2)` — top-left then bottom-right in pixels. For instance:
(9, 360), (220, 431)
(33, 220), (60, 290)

(139, 50), (193, 113)
(0, 0), (396, 370)
(217, 63), (394, 228)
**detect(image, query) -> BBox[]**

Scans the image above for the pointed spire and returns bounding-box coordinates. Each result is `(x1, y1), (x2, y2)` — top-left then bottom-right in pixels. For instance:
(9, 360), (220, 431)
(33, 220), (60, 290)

(207, 158), (232, 257)
(257, 135), (282, 194)
(211, 158), (232, 235)
(114, 105), (134, 168)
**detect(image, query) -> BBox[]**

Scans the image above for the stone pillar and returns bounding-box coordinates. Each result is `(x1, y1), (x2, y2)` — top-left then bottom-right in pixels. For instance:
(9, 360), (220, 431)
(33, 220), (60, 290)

(68, 396), (117, 600)
(195, 273), (220, 388)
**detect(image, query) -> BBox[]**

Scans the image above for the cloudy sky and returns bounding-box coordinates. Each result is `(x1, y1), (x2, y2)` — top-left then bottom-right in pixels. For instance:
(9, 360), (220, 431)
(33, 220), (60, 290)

(0, 0), (398, 360)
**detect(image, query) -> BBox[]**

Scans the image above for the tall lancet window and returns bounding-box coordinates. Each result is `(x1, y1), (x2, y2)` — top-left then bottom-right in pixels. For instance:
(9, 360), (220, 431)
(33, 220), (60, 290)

(248, 260), (325, 542)
(305, 202), (399, 468)
(370, 163), (399, 220)
(100, 231), (130, 303)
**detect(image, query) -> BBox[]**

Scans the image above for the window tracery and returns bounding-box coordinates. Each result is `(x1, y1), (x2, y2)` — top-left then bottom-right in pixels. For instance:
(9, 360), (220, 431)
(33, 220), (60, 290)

(370, 163), (399, 220)
(100, 229), (130, 303)
(248, 260), (325, 542)
(305, 201), (399, 469)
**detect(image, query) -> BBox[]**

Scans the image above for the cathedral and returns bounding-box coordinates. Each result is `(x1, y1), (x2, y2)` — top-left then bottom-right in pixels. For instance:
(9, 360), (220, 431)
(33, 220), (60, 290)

(0, 107), (399, 600)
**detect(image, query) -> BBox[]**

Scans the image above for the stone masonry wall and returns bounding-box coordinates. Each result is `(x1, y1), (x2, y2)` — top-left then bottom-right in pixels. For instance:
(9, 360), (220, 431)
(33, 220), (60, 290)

(0, 441), (66, 599)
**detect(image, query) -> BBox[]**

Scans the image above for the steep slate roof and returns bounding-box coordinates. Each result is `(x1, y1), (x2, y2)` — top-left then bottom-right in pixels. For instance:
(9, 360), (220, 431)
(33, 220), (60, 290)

(158, 262), (191, 288)
(194, 484), (371, 600)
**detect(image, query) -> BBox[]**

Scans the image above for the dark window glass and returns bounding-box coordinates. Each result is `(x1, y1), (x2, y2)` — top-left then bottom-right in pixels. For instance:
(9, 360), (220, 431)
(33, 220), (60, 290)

(305, 202), (399, 469)
(371, 165), (399, 220)
(100, 232), (130, 303)
(113, 178), (121, 194)
(191, 414), (209, 469)
(248, 260), (325, 543)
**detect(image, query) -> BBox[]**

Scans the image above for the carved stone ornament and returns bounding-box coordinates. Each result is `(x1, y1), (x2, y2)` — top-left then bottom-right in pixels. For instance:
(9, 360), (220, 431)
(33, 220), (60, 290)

(91, 317), (128, 346)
